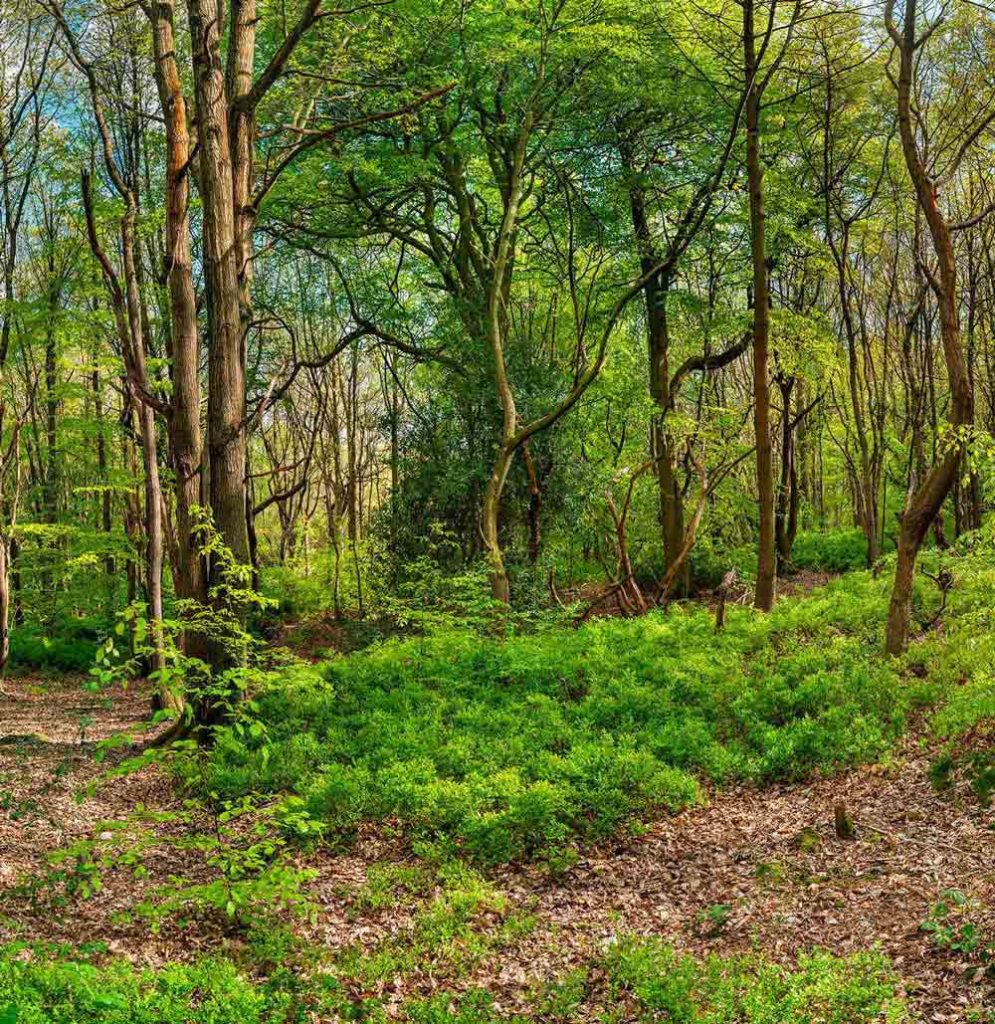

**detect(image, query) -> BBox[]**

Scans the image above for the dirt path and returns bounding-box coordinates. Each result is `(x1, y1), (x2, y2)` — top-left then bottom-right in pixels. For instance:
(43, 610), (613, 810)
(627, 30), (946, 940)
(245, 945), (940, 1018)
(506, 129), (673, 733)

(1, 676), (992, 1020)
(0, 677), (188, 955)
(0, 677), (151, 884)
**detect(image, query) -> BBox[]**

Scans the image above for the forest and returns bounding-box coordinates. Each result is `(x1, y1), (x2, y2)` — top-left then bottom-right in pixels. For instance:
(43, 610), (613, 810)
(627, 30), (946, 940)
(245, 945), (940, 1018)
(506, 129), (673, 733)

(1, 0), (995, 1018)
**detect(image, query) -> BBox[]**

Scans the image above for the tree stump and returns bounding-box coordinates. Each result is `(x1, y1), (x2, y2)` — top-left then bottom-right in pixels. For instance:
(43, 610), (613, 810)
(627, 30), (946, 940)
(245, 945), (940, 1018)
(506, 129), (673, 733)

(714, 569), (737, 631)
(834, 802), (856, 839)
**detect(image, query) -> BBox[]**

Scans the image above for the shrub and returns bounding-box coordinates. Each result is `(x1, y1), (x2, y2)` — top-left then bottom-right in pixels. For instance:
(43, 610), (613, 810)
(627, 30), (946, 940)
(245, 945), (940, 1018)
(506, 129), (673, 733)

(8, 626), (100, 673)
(0, 950), (278, 1023)
(917, 554), (995, 805)
(604, 938), (909, 1022)
(189, 567), (921, 864)
(691, 529), (874, 588)
(790, 530), (870, 573)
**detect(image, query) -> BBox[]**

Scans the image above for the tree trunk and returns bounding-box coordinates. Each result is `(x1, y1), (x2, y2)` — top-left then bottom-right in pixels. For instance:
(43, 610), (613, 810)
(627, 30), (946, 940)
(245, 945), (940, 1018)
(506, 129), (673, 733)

(744, 0), (776, 611)
(120, 208), (166, 674)
(43, 296), (59, 525)
(522, 442), (542, 563)
(187, 0), (252, 643)
(775, 375), (797, 573)
(228, 0), (258, 561)
(884, 0), (973, 654)
(149, 0), (208, 648)
(482, 445), (513, 604)
(621, 142), (688, 591)
(481, 117), (532, 604)
(0, 531), (10, 682)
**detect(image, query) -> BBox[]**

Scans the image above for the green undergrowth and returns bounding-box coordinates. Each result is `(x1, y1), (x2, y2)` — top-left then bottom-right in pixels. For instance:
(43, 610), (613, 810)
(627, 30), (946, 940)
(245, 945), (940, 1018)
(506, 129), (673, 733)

(183, 560), (959, 866)
(335, 861), (537, 989)
(919, 546), (995, 804)
(0, 951), (288, 1023)
(598, 940), (908, 1023)
(692, 528), (873, 586)
(8, 623), (102, 673)
(0, 938), (909, 1023)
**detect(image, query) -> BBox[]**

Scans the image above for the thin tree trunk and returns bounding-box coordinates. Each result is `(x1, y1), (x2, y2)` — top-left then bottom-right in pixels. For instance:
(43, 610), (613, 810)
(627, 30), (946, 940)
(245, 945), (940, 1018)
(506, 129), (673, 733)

(744, 0), (776, 611)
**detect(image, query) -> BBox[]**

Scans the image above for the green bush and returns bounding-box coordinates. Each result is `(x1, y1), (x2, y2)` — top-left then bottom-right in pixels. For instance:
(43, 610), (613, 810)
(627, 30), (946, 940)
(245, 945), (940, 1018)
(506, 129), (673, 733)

(191, 568), (922, 864)
(692, 530), (873, 588)
(8, 626), (100, 673)
(257, 564), (327, 618)
(0, 949), (282, 1023)
(690, 539), (758, 587)
(929, 673), (995, 805)
(915, 554), (995, 805)
(791, 530), (871, 573)
(604, 938), (908, 1022)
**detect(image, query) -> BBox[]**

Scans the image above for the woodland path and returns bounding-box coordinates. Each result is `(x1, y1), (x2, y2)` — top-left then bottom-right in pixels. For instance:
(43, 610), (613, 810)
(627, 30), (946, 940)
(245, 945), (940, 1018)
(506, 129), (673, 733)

(0, 675), (992, 1021)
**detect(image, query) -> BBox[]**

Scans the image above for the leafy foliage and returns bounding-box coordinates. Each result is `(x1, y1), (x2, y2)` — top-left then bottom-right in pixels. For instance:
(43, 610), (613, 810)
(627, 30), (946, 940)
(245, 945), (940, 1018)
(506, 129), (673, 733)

(920, 889), (995, 982)
(186, 567), (928, 864)
(0, 939), (910, 1023)
(603, 939), (908, 1023)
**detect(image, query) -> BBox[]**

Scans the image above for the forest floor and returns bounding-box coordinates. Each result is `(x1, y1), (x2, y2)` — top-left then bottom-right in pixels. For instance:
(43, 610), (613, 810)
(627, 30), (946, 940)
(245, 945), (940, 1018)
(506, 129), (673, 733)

(1, 674), (993, 1020)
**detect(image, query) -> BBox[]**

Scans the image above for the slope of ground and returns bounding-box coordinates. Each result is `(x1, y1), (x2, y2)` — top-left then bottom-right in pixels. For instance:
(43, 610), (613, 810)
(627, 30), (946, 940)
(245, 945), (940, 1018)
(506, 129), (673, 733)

(0, 673), (992, 1020)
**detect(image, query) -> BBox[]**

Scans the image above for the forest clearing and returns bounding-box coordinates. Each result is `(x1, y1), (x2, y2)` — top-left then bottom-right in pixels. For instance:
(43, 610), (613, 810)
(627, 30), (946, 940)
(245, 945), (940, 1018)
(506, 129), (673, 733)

(2, 0), (995, 1019)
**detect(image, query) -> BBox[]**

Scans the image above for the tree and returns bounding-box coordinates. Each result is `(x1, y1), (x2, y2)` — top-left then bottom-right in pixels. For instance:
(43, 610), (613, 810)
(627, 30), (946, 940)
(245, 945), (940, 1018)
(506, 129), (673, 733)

(883, 0), (989, 654)
(741, 0), (804, 611)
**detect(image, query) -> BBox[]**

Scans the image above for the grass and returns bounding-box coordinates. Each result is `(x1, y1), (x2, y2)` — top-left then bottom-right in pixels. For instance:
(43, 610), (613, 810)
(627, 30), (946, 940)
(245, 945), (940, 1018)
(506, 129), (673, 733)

(187, 564), (947, 865)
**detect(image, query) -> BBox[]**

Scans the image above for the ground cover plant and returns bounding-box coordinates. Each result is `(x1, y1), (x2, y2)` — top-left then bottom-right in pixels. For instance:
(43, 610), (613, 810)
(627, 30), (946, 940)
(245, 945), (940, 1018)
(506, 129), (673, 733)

(190, 564), (935, 865)
(0, 939), (911, 1023)
(2, 552), (993, 1020)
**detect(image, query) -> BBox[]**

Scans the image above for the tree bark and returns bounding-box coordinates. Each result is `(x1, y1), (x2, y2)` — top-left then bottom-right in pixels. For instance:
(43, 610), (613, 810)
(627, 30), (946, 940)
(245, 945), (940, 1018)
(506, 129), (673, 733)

(147, 0), (208, 644)
(884, 0), (974, 654)
(775, 375), (798, 572)
(744, 0), (776, 611)
(186, 0), (251, 574)
(620, 142), (689, 592)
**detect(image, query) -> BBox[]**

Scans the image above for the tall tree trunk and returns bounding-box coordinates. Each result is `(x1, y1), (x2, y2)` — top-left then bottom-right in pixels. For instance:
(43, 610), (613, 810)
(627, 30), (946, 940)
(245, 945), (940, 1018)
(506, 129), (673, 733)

(884, 0), (974, 654)
(119, 208), (168, 691)
(744, 0), (776, 611)
(0, 426), (19, 684)
(43, 292), (59, 526)
(775, 375), (797, 572)
(228, 0), (258, 560)
(91, 352), (114, 580)
(0, 532), (9, 682)
(961, 241), (982, 533)
(621, 142), (687, 591)
(187, 0), (251, 572)
(481, 116), (532, 604)
(149, 0), (208, 646)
